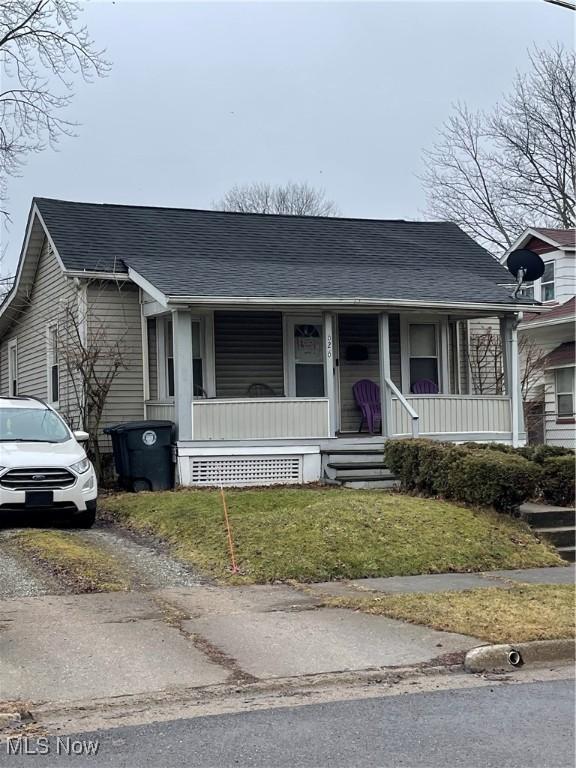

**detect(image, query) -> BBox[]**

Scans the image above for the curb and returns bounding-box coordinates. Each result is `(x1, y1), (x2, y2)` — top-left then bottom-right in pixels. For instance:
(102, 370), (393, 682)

(465, 639), (575, 673)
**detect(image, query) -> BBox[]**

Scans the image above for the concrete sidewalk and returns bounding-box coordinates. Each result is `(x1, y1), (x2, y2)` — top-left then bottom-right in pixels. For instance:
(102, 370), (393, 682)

(306, 564), (575, 598)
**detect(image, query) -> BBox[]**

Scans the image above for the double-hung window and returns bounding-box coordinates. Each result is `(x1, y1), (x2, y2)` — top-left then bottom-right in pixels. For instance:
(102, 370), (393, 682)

(7, 339), (18, 396)
(519, 261), (555, 302)
(555, 367), (575, 419)
(408, 324), (439, 392)
(47, 325), (59, 405)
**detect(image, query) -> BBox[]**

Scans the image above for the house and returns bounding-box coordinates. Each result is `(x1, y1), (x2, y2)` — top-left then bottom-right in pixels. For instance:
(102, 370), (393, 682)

(0, 198), (543, 486)
(501, 228), (575, 448)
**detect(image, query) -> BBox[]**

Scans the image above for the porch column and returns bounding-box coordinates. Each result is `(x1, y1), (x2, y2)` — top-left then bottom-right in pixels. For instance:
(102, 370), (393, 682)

(378, 313), (393, 437)
(501, 315), (524, 446)
(172, 309), (194, 440)
(323, 312), (337, 437)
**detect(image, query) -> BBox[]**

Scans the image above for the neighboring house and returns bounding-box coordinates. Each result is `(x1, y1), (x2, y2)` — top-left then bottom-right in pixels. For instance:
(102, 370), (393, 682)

(0, 198), (542, 486)
(501, 228), (576, 448)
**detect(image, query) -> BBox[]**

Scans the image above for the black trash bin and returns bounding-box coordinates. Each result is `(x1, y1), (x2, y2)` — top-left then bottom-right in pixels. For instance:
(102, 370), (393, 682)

(104, 420), (175, 492)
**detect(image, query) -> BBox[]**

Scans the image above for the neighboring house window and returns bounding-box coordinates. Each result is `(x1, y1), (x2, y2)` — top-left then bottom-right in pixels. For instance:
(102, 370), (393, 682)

(541, 261), (555, 302)
(7, 339), (18, 396)
(47, 325), (59, 404)
(555, 367), (575, 418)
(520, 261), (554, 302)
(408, 323), (439, 391)
(165, 318), (203, 398)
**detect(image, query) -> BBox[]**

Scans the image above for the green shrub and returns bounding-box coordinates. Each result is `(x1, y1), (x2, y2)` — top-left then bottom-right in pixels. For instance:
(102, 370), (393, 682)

(540, 456), (575, 507)
(449, 451), (538, 512)
(530, 445), (575, 464)
(385, 438), (538, 512)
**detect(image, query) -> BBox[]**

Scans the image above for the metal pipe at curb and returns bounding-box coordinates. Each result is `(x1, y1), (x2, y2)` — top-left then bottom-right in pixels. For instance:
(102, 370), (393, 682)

(465, 639), (575, 673)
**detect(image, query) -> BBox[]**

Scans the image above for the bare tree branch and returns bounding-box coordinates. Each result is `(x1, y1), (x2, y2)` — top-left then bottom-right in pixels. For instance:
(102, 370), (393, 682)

(214, 181), (340, 216)
(422, 45), (575, 253)
(0, 0), (110, 213)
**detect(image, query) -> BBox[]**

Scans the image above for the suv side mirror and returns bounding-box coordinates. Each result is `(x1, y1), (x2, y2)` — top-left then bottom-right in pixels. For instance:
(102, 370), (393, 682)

(73, 430), (90, 442)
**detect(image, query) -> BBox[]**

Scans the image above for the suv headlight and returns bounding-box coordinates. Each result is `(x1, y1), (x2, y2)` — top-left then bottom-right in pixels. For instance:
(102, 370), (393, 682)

(70, 458), (91, 474)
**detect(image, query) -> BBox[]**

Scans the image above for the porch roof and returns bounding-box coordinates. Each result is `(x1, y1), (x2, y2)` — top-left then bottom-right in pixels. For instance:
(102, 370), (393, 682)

(34, 196), (535, 309)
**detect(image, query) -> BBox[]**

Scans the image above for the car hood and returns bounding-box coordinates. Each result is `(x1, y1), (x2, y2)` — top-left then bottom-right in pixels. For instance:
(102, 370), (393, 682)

(0, 440), (85, 469)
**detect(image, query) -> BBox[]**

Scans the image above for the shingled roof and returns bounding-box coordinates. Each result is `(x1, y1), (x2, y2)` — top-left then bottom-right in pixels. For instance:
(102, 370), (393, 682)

(34, 197), (528, 306)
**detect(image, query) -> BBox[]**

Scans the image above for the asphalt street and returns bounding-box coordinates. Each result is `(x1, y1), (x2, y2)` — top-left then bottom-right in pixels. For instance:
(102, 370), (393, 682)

(2, 679), (574, 768)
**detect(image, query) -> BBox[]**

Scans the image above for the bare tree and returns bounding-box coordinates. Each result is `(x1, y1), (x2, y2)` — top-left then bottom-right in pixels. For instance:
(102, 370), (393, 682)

(422, 45), (575, 253)
(214, 181), (340, 216)
(58, 297), (127, 481)
(467, 329), (548, 400)
(0, 1), (109, 212)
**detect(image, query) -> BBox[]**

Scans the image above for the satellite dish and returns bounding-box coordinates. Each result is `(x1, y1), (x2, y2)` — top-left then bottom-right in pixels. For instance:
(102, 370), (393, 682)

(507, 249), (545, 298)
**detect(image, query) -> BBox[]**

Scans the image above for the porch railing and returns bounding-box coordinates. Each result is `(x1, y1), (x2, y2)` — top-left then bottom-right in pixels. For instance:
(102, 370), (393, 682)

(384, 377), (419, 438)
(145, 400), (176, 420)
(392, 395), (512, 436)
(192, 397), (331, 440)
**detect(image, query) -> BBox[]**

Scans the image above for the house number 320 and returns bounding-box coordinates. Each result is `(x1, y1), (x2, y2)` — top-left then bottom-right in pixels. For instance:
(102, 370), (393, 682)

(326, 334), (332, 359)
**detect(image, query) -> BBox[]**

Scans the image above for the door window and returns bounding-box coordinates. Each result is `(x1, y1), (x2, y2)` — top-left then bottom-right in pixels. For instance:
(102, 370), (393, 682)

(294, 323), (325, 397)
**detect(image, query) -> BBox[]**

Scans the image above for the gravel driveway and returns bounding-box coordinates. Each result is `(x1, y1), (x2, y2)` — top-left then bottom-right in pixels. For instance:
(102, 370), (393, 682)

(0, 523), (203, 598)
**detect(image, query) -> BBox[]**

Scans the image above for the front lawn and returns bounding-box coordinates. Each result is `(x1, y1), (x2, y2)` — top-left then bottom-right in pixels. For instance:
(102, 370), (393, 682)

(325, 585), (576, 643)
(102, 487), (563, 584)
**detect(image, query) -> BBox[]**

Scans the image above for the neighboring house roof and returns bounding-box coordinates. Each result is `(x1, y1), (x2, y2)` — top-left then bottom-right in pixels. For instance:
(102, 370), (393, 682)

(522, 297), (576, 325)
(502, 227), (576, 262)
(32, 197), (529, 307)
(532, 228), (576, 249)
(545, 341), (575, 369)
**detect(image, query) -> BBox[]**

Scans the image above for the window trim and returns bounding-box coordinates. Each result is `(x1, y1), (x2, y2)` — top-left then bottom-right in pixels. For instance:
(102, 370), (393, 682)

(400, 316), (449, 394)
(284, 315), (325, 398)
(46, 324), (60, 407)
(7, 338), (18, 397)
(521, 260), (555, 303)
(555, 365), (575, 419)
(156, 314), (205, 400)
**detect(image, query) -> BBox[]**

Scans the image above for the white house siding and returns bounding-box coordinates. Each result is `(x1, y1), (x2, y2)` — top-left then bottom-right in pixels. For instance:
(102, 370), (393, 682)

(0, 240), (80, 424)
(214, 311), (285, 398)
(86, 280), (145, 445)
(466, 317), (503, 395)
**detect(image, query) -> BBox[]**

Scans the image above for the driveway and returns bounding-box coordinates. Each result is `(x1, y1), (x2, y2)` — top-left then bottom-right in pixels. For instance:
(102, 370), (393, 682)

(0, 524), (478, 706)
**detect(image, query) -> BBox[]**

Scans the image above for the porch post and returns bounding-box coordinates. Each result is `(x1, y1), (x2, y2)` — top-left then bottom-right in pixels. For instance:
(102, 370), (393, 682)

(172, 309), (194, 440)
(323, 312), (337, 437)
(378, 313), (393, 437)
(501, 314), (523, 446)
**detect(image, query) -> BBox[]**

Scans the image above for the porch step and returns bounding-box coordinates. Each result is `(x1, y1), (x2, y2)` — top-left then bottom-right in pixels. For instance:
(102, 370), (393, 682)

(556, 547), (575, 563)
(519, 503), (576, 562)
(322, 446), (398, 489)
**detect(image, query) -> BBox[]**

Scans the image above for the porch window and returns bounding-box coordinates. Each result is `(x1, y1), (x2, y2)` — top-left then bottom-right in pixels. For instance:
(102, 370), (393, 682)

(166, 318), (204, 398)
(294, 323), (324, 397)
(555, 367), (575, 418)
(408, 324), (438, 391)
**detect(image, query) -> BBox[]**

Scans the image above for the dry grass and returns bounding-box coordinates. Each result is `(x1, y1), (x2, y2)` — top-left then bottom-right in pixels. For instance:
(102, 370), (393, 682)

(326, 584), (576, 643)
(103, 487), (563, 584)
(12, 530), (131, 592)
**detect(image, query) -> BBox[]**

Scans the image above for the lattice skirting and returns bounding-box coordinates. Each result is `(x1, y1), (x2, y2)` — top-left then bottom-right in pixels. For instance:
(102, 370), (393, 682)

(188, 456), (303, 486)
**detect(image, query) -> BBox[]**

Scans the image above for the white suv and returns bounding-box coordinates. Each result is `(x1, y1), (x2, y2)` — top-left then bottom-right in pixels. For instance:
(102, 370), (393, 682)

(0, 397), (97, 527)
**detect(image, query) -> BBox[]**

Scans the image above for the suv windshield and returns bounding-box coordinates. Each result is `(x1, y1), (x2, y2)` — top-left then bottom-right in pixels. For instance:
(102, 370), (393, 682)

(0, 407), (71, 443)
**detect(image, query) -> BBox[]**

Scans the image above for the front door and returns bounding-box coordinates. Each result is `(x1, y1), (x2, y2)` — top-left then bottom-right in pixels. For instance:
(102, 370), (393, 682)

(286, 319), (326, 397)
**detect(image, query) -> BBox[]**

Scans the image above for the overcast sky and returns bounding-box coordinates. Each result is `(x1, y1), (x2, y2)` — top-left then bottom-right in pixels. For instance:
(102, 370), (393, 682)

(1, 0), (573, 274)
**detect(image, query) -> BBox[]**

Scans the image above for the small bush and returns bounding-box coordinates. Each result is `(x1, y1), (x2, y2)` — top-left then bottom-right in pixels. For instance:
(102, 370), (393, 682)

(385, 438), (538, 512)
(540, 456), (575, 507)
(530, 445), (575, 464)
(449, 451), (538, 512)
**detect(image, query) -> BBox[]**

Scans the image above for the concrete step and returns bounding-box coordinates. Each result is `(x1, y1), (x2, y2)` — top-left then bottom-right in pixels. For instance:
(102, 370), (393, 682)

(341, 478), (399, 490)
(557, 546), (575, 563)
(534, 526), (576, 549)
(521, 507), (575, 528)
(330, 467), (397, 481)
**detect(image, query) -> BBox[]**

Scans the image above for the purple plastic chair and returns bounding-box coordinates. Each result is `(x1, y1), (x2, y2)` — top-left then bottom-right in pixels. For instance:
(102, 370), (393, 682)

(353, 379), (381, 434)
(411, 379), (439, 394)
